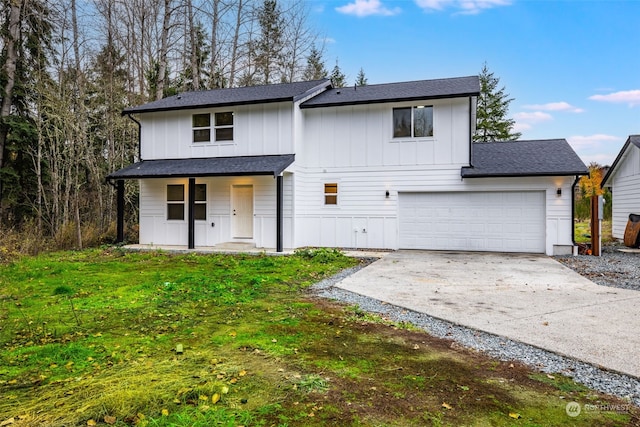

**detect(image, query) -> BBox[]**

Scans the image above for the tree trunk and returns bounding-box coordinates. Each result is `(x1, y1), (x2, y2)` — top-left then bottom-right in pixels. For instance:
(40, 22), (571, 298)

(0, 0), (22, 215)
(229, 0), (243, 87)
(156, 0), (171, 100)
(188, 0), (200, 90)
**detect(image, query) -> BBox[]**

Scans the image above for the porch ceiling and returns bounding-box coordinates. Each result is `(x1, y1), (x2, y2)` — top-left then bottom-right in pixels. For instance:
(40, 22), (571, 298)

(107, 154), (295, 180)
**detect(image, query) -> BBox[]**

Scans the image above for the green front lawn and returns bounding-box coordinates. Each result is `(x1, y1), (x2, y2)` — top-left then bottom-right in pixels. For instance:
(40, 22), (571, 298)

(0, 248), (636, 426)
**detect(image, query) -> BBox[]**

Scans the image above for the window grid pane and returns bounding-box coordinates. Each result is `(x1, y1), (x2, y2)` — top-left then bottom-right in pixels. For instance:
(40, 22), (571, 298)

(194, 203), (206, 220)
(193, 129), (211, 142)
(195, 184), (206, 201)
(192, 113), (210, 128)
(167, 203), (184, 220)
(215, 112), (233, 126)
(215, 127), (233, 141)
(325, 195), (337, 205)
(167, 184), (184, 201)
(393, 107), (411, 138)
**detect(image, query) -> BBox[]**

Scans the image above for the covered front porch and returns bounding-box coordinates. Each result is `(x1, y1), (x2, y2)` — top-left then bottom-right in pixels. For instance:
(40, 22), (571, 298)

(106, 154), (295, 252)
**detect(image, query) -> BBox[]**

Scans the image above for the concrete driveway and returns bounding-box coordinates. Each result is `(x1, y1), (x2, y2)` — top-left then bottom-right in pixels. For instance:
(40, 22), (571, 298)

(334, 250), (640, 378)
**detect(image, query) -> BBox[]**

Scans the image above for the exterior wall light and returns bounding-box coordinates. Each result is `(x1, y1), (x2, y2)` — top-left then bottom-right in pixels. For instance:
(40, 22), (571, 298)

(385, 190), (390, 198)
(557, 188), (562, 196)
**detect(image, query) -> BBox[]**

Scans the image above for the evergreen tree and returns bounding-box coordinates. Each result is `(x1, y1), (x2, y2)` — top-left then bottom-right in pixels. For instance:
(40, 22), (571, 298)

(302, 45), (327, 80)
(254, 0), (285, 84)
(355, 67), (368, 86)
(474, 63), (521, 142)
(330, 59), (346, 88)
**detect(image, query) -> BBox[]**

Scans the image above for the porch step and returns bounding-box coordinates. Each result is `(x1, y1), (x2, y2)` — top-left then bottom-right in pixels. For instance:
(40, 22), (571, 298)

(214, 242), (257, 251)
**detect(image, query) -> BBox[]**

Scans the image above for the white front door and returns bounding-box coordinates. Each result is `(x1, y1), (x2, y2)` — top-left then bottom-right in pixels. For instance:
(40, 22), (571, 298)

(231, 185), (253, 239)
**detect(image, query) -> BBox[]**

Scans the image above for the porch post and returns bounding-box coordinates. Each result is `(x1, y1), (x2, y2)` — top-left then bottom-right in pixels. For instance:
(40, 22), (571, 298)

(276, 174), (283, 252)
(188, 177), (195, 249)
(116, 180), (125, 243)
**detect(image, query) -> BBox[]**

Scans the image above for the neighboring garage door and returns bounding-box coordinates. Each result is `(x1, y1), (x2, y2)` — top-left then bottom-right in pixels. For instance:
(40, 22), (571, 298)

(398, 191), (545, 253)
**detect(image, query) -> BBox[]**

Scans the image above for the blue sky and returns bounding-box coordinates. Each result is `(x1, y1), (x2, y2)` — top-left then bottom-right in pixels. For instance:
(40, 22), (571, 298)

(308, 0), (640, 166)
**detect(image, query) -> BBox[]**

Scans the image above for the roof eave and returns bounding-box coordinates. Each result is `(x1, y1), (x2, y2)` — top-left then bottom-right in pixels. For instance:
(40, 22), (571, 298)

(122, 96), (296, 115)
(300, 91), (480, 109)
(461, 171), (589, 179)
(601, 137), (634, 188)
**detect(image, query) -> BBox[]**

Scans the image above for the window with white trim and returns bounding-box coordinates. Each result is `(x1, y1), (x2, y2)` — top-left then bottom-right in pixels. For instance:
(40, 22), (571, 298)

(214, 112), (234, 141)
(167, 184), (184, 220)
(194, 184), (206, 220)
(192, 114), (211, 142)
(393, 106), (433, 138)
(324, 183), (338, 205)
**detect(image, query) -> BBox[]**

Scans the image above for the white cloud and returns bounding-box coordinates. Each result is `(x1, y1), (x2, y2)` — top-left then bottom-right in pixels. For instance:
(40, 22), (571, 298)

(566, 134), (623, 166)
(512, 122), (531, 133)
(523, 102), (584, 113)
(589, 89), (640, 107)
(567, 134), (620, 150)
(513, 111), (553, 123)
(336, 0), (401, 17)
(415, 0), (511, 14)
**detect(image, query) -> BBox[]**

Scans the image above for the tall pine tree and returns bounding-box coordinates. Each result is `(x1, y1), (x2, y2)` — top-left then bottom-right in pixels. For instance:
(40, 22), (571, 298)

(474, 63), (521, 142)
(330, 59), (346, 88)
(355, 67), (367, 86)
(302, 45), (327, 80)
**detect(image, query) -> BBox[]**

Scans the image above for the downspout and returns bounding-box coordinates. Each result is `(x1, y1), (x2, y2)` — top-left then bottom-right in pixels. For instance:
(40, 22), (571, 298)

(571, 175), (580, 247)
(468, 96), (474, 167)
(126, 113), (142, 161)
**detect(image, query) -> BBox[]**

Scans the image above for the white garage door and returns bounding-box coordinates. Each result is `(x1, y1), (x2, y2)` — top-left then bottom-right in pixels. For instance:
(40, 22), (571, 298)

(398, 191), (545, 253)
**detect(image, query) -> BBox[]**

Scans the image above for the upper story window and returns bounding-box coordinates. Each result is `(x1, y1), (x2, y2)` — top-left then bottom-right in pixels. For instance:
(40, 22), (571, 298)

(393, 106), (433, 138)
(192, 112), (234, 143)
(192, 114), (211, 142)
(214, 112), (234, 141)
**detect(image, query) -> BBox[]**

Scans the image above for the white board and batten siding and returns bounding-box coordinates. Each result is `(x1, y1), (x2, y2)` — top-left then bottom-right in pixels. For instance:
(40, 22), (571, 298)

(293, 165), (575, 255)
(609, 145), (640, 239)
(138, 175), (294, 248)
(139, 102), (295, 160)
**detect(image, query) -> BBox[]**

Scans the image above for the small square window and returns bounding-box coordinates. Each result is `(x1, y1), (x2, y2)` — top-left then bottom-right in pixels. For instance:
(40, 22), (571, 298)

(324, 183), (338, 205)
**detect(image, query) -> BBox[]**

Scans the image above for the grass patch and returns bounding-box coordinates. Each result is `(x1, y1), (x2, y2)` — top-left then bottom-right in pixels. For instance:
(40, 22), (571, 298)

(575, 220), (613, 244)
(1, 248), (637, 426)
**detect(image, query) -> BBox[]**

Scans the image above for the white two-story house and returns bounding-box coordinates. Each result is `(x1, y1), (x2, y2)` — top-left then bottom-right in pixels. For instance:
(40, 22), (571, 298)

(108, 76), (588, 255)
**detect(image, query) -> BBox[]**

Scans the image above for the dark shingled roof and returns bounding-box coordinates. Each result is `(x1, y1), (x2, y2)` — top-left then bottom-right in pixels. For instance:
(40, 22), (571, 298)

(123, 80), (330, 114)
(300, 76), (480, 108)
(602, 134), (640, 187)
(461, 139), (588, 178)
(107, 154), (295, 179)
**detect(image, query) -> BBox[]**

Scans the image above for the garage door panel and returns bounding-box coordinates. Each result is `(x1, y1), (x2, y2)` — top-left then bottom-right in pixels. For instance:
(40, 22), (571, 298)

(399, 191), (545, 253)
